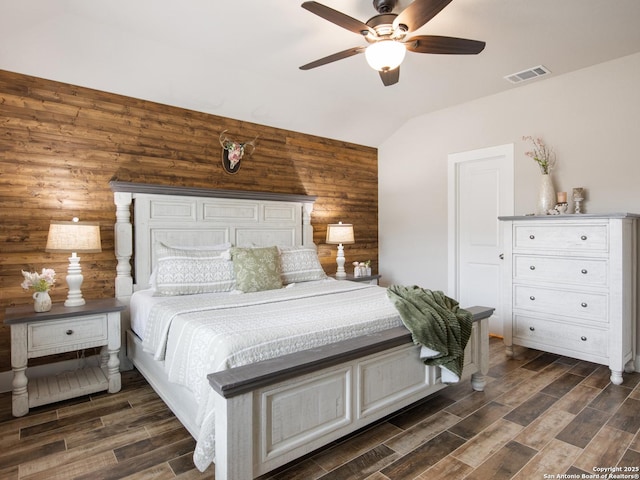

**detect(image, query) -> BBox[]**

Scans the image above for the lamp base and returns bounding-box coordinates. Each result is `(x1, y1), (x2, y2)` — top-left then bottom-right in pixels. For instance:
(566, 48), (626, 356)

(335, 243), (347, 278)
(64, 297), (86, 307)
(65, 254), (86, 307)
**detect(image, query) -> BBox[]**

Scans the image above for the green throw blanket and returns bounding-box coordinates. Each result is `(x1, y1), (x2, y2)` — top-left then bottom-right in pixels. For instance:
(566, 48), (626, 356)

(387, 285), (472, 383)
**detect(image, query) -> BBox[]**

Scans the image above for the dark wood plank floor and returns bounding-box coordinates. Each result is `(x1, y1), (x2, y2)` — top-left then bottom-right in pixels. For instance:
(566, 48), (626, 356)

(2, 338), (639, 479)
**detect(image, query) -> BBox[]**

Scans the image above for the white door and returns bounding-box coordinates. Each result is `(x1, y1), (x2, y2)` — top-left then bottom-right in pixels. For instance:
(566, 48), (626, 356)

(448, 144), (514, 337)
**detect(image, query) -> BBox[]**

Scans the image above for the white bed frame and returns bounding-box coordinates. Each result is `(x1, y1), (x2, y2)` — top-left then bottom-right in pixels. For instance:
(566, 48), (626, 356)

(110, 181), (492, 480)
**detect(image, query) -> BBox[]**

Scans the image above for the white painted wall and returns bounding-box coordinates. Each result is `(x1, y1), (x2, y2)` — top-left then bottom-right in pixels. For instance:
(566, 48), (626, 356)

(379, 52), (640, 288)
(379, 51), (640, 359)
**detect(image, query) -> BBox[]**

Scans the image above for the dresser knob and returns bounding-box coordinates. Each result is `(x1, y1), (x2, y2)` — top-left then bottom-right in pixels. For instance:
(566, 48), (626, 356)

(581, 269), (588, 274)
(529, 235), (535, 240)
(529, 296), (535, 301)
(581, 336), (587, 341)
(529, 265), (536, 270)
(66, 330), (73, 335)
(581, 302), (588, 308)
(529, 326), (535, 331)
(581, 235), (587, 241)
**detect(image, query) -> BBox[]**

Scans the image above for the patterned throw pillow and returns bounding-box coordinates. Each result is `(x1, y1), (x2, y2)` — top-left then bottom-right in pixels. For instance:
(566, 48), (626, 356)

(154, 243), (235, 296)
(231, 246), (283, 293)
(278, 245), (327, 284)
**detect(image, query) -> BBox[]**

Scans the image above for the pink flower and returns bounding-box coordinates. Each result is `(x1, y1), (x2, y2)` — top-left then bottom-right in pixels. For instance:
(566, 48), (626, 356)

(21, 268), (56, 292)
(523, 135), (556, 174)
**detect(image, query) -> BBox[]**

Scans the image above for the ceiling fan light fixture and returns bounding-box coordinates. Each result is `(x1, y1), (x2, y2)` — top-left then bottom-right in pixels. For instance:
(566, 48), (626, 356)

(365, 40), (406, 71)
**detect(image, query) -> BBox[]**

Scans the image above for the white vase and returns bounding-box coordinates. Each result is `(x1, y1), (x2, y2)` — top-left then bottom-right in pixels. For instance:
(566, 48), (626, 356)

(536, 173), (556, 215)
(33, 290), (52, 312)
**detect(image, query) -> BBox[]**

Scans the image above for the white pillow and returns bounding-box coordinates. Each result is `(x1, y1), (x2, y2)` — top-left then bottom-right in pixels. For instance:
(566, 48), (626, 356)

(153, 243), (235, 296)
(278, 245), (327, 284)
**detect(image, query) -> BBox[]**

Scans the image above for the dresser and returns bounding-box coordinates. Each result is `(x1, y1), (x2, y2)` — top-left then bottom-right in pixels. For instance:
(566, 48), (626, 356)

(499, 214), (638, 385)
(4, 298), (124, 416)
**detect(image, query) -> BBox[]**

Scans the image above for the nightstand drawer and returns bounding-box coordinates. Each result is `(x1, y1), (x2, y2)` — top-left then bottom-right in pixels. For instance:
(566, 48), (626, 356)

(28, 314), (108, 356)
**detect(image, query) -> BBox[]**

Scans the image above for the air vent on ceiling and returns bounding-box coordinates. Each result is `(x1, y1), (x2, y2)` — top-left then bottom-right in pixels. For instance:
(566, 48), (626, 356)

(504, 65), (551, 84)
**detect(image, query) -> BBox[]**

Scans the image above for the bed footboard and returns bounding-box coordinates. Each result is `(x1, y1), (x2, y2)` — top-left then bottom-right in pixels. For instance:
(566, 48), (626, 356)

(208, 306), (493, 480)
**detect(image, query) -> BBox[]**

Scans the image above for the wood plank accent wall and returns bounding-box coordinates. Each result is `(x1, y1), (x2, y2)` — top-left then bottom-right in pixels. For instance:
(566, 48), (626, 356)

(0, 69), (379, 372)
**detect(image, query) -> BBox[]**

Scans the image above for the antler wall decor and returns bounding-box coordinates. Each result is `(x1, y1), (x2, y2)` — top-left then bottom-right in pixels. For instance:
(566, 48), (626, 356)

(219, 130), (258, 174)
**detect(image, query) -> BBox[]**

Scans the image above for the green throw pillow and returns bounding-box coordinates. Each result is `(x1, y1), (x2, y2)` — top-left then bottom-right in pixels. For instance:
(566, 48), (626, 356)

(231, 246), (283, 293)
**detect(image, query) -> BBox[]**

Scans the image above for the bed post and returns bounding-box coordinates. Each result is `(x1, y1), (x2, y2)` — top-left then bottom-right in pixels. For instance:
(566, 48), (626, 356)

(213, 392), (254, 480)
(114, 190), (134, 370)
(302, 201), (314, 246)
(113, 191), (133, 299)
(471, 314), (489, 391)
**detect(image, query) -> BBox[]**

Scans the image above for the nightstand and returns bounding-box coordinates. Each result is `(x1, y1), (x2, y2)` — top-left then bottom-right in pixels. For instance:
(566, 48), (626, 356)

(4, 298), (124, 417)
(334, 273), (381, 285)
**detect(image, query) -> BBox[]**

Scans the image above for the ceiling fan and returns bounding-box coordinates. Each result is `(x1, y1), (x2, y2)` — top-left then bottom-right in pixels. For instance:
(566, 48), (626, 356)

(299, 0), (486, 86)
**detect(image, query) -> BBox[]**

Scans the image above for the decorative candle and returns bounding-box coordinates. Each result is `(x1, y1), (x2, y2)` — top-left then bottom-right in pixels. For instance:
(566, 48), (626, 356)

(557, 192), (567, 203)
(573, 187), (584, 200)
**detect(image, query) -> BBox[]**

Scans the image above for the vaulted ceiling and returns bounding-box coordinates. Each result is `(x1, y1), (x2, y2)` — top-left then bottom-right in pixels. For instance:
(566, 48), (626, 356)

(1, 0), (640, 147)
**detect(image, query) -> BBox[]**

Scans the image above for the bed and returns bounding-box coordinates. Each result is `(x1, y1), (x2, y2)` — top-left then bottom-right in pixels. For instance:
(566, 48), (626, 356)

(110, 181), (492, 480)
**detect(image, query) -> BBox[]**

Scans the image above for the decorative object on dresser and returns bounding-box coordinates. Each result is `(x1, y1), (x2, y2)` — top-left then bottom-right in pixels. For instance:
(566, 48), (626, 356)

(523, 135), (557, 215)
(499, 213), (638, 385)
(551, 202), (568, 215)
(552, 191), (569, 215)
(45, 218), (102, 306)
(573, 187), (585, 213)
(537, 174), (556, 215)
(325, 221), (355, 278)
(4, 298), (124, 417)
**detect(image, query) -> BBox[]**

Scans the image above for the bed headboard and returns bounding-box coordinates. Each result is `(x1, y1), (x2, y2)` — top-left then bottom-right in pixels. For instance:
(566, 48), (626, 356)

(110, 181), (317, 302)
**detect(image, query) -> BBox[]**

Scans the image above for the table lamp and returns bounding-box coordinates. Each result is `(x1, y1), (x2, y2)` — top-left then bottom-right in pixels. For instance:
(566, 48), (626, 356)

(46, 218), (102, 306)
(326, 222), (354, 279)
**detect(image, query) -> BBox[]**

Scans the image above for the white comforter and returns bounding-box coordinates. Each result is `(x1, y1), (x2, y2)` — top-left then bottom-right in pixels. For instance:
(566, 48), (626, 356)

(140, 280), (403, 471)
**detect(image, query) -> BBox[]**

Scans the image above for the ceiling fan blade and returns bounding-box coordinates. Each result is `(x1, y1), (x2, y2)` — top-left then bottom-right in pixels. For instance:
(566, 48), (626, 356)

(301, 1), (375, 37)
(394, 0), (454, 33)
(379, 67), (400, 86)
(405, 35), (486, 54)
(299, 46), (366, 70)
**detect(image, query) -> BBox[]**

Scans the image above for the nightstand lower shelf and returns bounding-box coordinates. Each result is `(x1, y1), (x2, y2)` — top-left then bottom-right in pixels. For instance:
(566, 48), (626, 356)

(28, 365), (109, 408)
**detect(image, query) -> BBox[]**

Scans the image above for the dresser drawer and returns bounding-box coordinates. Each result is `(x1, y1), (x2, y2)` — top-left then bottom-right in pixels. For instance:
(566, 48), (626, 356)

(513, 255), (608, 286)
(28, 314), (108, 356)
(513, 285), (608, 322)
(514, 224), (608, 252)
(513, 314), (607, 358)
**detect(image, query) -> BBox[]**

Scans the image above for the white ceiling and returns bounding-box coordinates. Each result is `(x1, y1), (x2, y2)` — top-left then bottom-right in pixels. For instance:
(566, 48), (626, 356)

(1, 0), (640, 147)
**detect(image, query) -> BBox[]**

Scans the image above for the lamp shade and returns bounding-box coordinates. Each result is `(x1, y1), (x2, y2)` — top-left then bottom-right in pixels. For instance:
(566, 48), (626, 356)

(46, 221), (102, 253)
(326, 223), (355, 245)
(365, 40), (406, 71)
